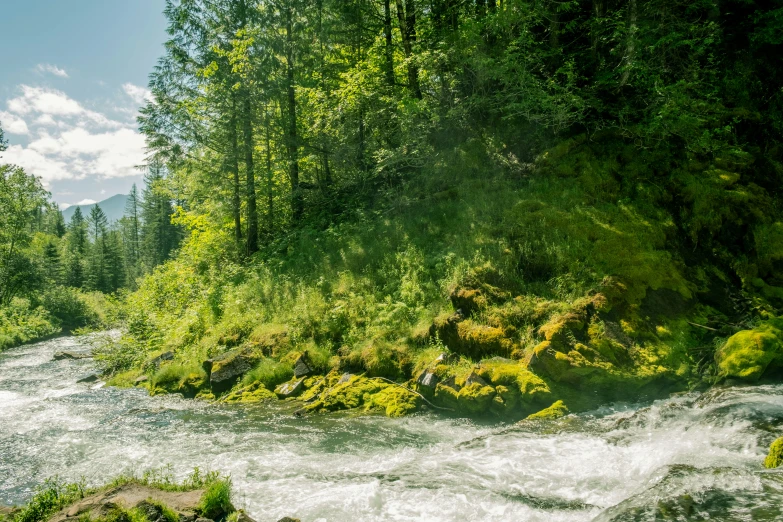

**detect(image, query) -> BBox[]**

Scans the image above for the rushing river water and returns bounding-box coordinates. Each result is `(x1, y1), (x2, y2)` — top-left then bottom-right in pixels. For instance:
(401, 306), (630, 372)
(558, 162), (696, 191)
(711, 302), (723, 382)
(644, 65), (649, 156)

(2, 335), (783, 521)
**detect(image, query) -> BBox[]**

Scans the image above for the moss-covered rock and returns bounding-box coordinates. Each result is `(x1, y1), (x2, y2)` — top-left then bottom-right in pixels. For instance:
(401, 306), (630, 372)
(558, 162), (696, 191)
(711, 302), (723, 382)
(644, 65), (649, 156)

(715, 319), (783, 381)
(303, 374), (387, 413)
(364, 385), (421, 417)
(525, 400), (569, 420)
(221, 381), (278, 403)
(764, 437), (783, 469)
(203, 347), (263, 393)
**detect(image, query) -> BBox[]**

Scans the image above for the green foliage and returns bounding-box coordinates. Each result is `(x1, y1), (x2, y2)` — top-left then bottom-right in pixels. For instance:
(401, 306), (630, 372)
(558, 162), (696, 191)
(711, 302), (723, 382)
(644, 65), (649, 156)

(197, 478), (233, 520)
(0, 299), (58, 351)
(239, 358), (293, 389)
(12, 478), (86, 522)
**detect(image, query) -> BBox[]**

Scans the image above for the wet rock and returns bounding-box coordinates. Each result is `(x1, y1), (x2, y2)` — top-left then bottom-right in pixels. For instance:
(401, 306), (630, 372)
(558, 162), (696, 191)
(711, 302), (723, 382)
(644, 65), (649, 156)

(276, 518), (301, 522)
(293, 352), (314, 378)
(53, 351), (92, 361)
(275, 378), (305, 398)
(77, 373), (100, 383)
(203, 348), (262, 393)
(416, 370), (438, 390)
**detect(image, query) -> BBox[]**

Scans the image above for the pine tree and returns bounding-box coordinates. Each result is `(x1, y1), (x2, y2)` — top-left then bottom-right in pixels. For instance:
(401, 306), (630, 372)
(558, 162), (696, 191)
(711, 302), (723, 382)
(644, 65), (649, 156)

(141, 164), (179, 270)
(64, 207), (88, 288)
(86, 205), (109, 292)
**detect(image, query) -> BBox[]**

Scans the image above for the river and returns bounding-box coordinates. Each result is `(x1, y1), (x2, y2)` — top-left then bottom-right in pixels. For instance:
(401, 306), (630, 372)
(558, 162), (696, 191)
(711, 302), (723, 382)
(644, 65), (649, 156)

(1, 334), (783, 521)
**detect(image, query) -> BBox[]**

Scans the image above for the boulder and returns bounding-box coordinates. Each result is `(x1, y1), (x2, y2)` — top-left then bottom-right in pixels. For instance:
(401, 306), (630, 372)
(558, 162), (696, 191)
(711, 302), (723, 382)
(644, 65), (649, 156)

(715, 319), (783, 381)
(277, 518), (301, 522)
(134, 375), (149, 385)
(53, 351), (92, 361)
(203, 348), (262, 393)
(416, 370), (438, 390)
(234, 511), (258, 522)
(293, 352), (314, 378)
(275, 378), (305, 398)
(765, 437), (783, 469)
(77, 373), (100, 383)
(338, 372), (353, 384)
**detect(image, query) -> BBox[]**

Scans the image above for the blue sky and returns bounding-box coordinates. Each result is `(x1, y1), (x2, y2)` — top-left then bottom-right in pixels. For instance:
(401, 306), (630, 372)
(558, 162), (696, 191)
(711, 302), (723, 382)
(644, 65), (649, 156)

(0, 0), (168, 208)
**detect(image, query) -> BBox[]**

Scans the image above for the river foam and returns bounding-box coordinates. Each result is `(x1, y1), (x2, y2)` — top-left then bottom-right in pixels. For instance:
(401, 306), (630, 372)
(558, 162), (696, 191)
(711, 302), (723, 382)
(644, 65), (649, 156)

(2, 335), (783, 521)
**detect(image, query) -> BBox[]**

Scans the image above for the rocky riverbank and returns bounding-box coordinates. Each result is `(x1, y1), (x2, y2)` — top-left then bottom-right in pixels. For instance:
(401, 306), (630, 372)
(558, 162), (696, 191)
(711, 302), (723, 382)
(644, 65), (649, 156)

(0, 474), (298, 522)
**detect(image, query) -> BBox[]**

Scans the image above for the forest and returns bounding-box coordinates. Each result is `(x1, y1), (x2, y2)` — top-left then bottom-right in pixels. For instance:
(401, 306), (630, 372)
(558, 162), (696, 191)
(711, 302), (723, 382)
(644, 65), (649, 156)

(3, 0), (783, 410)
(3, 0), (783, 520)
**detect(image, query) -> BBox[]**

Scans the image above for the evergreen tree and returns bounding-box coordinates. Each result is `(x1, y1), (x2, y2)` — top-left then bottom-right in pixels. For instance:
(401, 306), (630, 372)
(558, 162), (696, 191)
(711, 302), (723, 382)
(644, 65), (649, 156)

(86, 205), (109, 292)
(140, 164), (179, 270)
(64, 207), (88, 288)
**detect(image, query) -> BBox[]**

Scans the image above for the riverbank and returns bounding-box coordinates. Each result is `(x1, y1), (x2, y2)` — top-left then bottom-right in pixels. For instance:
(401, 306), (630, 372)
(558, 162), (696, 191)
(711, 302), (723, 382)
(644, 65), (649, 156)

(3, 335), (783, 521)
(0, 469), (298, 522)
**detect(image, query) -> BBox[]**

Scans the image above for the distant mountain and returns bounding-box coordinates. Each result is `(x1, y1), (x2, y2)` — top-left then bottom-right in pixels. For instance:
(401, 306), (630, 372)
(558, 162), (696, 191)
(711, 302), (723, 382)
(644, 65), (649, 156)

(62, 194), (129, 224)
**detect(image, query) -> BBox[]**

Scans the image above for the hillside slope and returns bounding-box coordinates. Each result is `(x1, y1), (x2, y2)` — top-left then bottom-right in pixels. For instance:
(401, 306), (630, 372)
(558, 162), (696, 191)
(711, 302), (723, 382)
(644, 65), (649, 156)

(102, 135), (783, 418)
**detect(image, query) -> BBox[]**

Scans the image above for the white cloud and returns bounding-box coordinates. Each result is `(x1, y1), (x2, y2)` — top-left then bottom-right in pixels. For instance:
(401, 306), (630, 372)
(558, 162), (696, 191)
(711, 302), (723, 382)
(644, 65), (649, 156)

(122, 83), (152, 105)
(1, 84), (147, 184)
(7, 85), (125, 129)
(0, 111), (29, 135)
(36, 64), (69, 78)
(77, 199), (97, 205)
(59, 203), (72, 210)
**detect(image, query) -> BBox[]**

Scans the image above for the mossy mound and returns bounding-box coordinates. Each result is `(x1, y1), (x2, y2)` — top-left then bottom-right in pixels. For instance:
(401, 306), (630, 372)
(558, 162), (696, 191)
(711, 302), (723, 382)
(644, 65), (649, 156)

(220, 381), (277, 403)
(524, 400), (569, 421)
(764, 437), (783, 469)
(149, 363), (208, 398)
(715, 319), (783, 381)
(300, 373), (421, 417)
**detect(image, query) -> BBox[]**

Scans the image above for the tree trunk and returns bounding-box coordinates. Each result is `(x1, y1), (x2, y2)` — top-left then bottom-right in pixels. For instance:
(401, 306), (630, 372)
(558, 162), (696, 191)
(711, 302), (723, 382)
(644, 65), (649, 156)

(264, 110), (274, 236)
(242, 93), (258, 255)
(395, 0), (422, 98)
(285, 6), (303, 222)
(620, 0), (638, 86)
(383, 0), (395, 85)
(229, 98), (242, 249)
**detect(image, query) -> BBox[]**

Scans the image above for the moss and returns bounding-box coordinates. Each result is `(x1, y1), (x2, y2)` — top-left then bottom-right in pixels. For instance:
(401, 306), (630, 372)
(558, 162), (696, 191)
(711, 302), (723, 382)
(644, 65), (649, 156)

(360, 341), (411, 380)
(434, 381), (496, 414)
(220, 381), (277, 403)
(476, 359), (551, 412)
(150, 363), (208, 398)
(303, 374), (387, 413)
(106, 370), (143, 388)
(525, 400), (569, 420)
(764, 437), (783, 469)
(364, 385), (421, 417)
(715, 318), (783, 381)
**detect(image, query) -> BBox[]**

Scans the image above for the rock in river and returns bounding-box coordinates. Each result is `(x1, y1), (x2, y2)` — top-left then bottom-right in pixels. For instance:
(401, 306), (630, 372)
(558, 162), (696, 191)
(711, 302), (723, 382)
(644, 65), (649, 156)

(77, 373), (100, 383)
(53, 351), (92, 361)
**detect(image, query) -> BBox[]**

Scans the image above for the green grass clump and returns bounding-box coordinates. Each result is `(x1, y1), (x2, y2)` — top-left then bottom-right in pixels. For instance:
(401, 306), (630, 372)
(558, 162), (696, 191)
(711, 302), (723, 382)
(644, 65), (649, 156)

(239, 358), (293, 389)
(150, 363), (207, 397)
(12, 478), (87, 522)
(197, 478), (233, 520)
